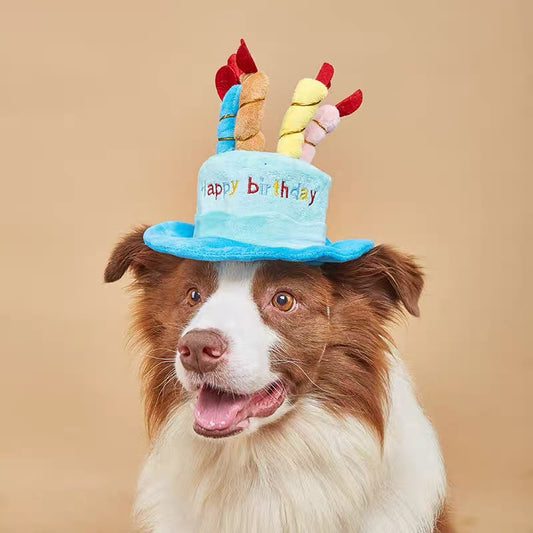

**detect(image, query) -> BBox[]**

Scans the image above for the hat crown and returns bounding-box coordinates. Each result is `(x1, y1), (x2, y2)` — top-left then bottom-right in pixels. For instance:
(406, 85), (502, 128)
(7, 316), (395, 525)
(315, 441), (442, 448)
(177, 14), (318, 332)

(194, 151), (331, 249)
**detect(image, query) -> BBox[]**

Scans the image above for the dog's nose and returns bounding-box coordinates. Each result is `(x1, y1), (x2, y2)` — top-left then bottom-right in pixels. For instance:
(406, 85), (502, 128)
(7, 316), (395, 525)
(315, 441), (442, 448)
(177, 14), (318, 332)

(177, 328), (228, 373)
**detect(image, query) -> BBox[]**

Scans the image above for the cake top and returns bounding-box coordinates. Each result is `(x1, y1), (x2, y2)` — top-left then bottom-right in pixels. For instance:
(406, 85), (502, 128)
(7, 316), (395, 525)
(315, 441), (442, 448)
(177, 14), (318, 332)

(143, 38), (373, 264)
(215, 39), (363, 161)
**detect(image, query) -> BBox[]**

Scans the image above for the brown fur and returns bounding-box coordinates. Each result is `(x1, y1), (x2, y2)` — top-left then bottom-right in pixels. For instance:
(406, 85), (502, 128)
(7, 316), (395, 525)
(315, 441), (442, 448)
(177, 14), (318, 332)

(105, 227), (218, 437)
(252, 262), (390, 442)
(322, 244), (424, 319)
(319, 246), (424, 440)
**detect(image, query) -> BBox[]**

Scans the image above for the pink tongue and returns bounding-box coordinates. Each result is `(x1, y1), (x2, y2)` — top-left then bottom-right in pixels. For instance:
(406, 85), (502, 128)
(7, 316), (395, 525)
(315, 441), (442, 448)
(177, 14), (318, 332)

(194, 386), (252, 431)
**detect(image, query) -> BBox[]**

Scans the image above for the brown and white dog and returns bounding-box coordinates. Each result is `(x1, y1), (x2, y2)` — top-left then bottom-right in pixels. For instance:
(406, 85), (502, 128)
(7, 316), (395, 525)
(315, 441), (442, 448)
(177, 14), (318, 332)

(105, 226), (450, 533)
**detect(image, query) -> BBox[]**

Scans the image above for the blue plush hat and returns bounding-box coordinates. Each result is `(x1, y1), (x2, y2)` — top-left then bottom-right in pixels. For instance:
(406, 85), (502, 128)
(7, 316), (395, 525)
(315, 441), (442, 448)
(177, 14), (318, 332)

(144, 39), (372, 263)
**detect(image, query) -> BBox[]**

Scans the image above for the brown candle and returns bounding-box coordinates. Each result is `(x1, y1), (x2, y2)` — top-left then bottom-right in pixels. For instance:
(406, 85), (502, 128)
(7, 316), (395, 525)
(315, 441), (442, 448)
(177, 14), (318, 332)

(234, 71), (269, 151)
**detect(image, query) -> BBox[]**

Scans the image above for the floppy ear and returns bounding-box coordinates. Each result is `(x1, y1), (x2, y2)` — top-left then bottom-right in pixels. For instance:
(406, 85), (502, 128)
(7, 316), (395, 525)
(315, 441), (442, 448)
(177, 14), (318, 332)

(104, 225), (179, 284)
(321, 245), (424, 318)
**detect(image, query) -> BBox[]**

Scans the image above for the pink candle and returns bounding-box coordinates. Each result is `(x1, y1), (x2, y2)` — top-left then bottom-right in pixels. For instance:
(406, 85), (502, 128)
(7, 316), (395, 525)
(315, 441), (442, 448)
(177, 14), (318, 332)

(300, 90), (363, 163)
(301, 105), (341, 162)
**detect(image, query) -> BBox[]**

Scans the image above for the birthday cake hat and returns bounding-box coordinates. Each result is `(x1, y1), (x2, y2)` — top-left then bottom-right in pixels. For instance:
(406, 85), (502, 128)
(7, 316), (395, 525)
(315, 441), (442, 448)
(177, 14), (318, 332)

(144, 39), (373, 263)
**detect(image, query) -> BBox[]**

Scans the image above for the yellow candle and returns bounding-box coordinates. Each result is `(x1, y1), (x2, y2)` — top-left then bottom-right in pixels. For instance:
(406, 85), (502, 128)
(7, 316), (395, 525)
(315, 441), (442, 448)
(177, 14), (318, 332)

(277, 78), (328, 158)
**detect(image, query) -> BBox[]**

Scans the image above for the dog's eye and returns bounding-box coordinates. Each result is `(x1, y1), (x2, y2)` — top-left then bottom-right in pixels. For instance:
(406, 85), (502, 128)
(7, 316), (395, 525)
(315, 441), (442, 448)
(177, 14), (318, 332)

(186, 288), (202, 306)
(271, 291), (295, 312)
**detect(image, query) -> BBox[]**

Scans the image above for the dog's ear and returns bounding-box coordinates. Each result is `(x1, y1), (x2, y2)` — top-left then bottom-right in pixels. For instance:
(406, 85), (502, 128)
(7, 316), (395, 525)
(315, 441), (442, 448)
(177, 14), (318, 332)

(104, 225), (179, 284)
(322, 245), (424, 318)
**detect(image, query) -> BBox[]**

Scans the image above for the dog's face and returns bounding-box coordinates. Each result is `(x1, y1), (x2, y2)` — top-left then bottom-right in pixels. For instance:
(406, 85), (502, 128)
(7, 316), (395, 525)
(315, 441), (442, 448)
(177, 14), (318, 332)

(105, 227), (423, 440)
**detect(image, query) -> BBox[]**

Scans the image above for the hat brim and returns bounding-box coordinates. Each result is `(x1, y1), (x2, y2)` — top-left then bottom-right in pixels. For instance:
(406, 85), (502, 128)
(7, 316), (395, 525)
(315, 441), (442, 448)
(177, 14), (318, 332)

(144, 221), (374, 263)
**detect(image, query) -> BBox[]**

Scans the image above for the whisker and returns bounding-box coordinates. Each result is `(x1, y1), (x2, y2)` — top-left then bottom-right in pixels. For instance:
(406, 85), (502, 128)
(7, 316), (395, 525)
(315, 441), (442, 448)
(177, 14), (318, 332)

(142, 360), (176, 376)
(153, 369), (178, 406)
(269, 354), (331, 395)
(144, 355), (176, 361)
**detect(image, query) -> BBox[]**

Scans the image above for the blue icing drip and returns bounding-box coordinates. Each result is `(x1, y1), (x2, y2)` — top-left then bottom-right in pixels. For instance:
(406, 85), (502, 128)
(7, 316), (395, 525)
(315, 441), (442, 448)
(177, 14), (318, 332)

(194, 211), (327, 248)
(216, 85), (241, 154)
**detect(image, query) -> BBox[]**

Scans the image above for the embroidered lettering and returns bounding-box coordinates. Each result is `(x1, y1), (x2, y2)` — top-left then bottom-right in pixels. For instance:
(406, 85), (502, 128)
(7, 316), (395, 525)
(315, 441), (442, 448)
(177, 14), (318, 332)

(248, 176), (259, 194)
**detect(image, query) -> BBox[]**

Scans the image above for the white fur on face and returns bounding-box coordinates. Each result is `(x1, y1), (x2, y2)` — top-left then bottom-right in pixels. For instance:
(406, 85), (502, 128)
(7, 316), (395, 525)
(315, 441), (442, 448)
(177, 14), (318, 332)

(174, 262), (279, 395)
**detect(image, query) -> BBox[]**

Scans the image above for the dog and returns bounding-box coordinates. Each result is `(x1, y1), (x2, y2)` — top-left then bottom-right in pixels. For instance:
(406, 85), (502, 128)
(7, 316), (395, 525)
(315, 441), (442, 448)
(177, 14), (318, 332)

(105, 225), (451, 532)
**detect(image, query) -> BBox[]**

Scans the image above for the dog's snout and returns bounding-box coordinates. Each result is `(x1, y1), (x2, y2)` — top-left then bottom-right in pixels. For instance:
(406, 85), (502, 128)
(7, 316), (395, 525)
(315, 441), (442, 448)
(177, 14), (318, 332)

(178, 328), (228, 373)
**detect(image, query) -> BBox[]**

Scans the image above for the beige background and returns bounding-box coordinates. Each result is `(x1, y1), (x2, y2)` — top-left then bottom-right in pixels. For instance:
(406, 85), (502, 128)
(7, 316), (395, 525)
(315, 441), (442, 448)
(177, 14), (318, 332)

(1, 0), (531, 531)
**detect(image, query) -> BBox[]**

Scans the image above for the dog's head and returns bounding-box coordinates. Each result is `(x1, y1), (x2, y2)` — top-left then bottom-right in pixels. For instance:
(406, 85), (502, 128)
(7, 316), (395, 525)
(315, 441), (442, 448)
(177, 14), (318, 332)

(105, 226), (423, 440)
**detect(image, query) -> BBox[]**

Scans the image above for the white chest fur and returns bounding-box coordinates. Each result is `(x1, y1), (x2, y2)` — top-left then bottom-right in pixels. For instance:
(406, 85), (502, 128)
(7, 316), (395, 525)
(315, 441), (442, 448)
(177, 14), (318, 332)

(135, 354), (446, 533)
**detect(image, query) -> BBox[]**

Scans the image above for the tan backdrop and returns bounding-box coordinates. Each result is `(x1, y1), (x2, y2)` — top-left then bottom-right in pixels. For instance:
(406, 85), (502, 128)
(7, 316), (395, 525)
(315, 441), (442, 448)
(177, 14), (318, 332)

(1, 0), (531, 531)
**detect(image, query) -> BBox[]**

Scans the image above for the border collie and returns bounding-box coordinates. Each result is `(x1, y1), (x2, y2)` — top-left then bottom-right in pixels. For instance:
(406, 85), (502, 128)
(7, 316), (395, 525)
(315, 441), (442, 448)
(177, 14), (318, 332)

(105, 226), (451, 532)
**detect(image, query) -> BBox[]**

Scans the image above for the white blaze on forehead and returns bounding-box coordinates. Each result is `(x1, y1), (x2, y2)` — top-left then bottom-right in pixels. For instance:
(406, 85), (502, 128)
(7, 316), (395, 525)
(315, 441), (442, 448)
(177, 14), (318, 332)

(177, 261), (279, 394)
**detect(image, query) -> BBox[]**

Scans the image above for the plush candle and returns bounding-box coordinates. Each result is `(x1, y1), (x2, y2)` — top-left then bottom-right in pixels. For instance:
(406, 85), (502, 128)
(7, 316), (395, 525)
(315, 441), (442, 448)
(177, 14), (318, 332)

(234, 71), (269, 151)
(300, 105), (340, 163)
(277, 78), (328, 158)
(300, 89), (363, 163)
(216, 84), (242, 153)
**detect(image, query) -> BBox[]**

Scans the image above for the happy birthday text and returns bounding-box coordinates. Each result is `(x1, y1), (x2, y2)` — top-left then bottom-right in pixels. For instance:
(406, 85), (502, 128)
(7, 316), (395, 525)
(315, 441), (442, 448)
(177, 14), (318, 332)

(200, 177), (317, 206)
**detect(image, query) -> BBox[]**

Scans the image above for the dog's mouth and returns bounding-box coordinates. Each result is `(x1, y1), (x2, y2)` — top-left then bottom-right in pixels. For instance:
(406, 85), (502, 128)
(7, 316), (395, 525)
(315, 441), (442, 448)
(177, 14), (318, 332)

(193, 381), (286, 438)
